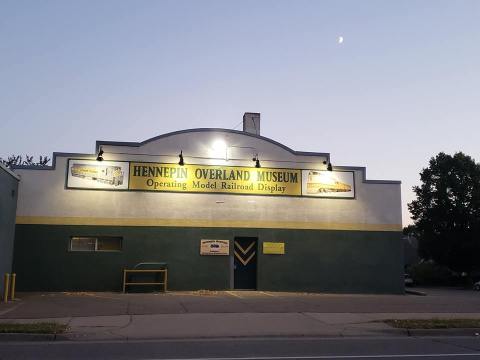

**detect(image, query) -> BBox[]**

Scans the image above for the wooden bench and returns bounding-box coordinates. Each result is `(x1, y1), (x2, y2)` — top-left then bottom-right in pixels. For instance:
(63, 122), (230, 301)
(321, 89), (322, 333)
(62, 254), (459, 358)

(122, 269), (167, 293)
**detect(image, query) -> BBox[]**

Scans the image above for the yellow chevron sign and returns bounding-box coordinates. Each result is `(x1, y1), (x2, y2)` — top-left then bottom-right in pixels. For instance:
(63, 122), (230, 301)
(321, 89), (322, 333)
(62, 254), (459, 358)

(234, 241), (257, 266)
(234, 251), (256, 266)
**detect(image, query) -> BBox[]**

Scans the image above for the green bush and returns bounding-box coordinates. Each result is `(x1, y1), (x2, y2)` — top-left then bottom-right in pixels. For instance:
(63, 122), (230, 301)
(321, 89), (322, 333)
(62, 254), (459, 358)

(407, 261), (460, 286)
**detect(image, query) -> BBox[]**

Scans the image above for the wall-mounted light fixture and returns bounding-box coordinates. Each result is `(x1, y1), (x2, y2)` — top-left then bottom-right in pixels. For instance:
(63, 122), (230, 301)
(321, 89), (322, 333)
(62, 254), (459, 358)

(96, 147), (104, 161)
(178, 150), (184, 166)
(323, 160), (333, 171)
(252, 154), (261, 168)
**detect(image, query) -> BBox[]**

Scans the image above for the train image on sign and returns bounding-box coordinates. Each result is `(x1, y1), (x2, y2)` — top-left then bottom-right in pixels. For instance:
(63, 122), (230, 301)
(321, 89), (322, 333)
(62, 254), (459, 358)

(70, 164), (124, 186)
(306, 171), (352, 194)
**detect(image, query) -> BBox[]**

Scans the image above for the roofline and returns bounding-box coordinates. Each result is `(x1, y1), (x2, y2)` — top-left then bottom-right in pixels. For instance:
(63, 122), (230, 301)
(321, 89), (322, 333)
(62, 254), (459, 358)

(0, 162), (21, 181)
(11, 128), (401, 185)
(333, 165), (401, 184)
(95, 128), (331, 159)
(11, 152), (95, 171)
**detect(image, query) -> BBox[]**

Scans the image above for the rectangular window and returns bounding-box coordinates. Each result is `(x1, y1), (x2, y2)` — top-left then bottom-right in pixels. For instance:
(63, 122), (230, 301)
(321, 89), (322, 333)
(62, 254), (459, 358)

(70, 236), (122, 252)
(70, 237), (96, 251)
(97, 237), (122, 251)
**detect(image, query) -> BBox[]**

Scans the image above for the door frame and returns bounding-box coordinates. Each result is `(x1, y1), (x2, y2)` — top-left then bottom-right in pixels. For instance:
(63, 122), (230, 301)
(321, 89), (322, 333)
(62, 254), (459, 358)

(231, 236), (258, 290)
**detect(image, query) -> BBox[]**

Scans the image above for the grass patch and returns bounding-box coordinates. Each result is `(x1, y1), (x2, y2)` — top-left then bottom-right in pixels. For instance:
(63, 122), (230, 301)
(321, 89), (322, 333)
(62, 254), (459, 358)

(0, 322), (67, 334)
(384, 319), (480, 329)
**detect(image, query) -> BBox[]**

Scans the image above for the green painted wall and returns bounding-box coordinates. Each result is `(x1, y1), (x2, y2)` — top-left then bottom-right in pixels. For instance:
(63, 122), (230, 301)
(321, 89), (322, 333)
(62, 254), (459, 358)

(0, 167), (18, 295)
(13, 225), (404, 294)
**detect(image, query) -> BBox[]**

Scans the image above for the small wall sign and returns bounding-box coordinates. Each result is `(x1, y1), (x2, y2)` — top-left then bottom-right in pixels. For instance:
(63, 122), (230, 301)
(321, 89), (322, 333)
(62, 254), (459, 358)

(200, 239), (230, 255)
(263, 242), (285, 255)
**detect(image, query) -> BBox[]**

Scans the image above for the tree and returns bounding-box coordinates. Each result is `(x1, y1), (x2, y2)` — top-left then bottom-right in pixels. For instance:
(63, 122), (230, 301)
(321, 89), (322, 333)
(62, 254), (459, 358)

(408, 152), (480, 273)
(403, 224), (418, 237)
(0, 155), (51, 168)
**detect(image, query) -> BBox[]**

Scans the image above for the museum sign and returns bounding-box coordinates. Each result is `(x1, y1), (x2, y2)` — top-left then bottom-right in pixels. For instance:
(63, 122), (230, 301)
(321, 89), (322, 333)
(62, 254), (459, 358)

(66, 159), (355, 198)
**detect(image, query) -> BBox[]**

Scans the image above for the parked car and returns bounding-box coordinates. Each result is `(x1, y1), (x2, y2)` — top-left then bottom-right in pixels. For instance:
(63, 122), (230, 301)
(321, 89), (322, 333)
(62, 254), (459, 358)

(404, 273), (414, 287)
(474, 281), (480, 291)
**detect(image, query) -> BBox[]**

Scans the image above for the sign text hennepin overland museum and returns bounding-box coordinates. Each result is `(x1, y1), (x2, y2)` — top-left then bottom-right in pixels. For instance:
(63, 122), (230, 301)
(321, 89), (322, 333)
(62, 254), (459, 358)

(129, 163), (301, 195)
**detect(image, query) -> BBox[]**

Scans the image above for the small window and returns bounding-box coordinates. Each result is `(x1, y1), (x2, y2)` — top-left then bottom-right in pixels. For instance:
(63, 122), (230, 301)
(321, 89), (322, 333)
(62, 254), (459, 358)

(70, 236), (122, 252)
(70, 237), (96, 251)
(97, 237), (122, 251)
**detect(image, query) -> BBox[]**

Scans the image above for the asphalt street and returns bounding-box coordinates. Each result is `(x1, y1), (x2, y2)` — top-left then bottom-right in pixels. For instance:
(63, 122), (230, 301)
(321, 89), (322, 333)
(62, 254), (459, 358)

(1, 336), (480, 360)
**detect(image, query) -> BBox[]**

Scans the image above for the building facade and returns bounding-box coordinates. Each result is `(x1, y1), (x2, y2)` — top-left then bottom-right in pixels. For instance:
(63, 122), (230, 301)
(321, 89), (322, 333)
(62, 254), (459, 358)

(0, 163), (19, 295)
(12, 113), (403, 293)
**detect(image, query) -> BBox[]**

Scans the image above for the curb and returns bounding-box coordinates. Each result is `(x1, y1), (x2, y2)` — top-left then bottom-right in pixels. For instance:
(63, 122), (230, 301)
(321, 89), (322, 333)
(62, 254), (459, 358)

(405, 289), (427, 296)
(0, 333), (57, 342)
(407, 328), (480, 337)
(2, 329), (479, 342)
(367, 329), (409, 336)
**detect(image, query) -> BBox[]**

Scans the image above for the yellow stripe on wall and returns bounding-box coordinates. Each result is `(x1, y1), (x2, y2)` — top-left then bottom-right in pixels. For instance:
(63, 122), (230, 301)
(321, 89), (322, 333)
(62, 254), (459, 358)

(16, 216), (402, 232)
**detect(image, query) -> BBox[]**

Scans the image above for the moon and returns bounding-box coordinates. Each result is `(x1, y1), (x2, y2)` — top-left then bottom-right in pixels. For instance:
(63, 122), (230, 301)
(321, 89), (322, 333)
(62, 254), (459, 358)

(338, 36), (344, 44)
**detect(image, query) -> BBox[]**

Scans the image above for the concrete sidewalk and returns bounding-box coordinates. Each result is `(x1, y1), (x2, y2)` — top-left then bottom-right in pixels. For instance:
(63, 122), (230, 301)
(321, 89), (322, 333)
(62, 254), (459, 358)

(2, 288), (480, 319)
(1, 289), (480, 341)
(2, 312), (480, 341)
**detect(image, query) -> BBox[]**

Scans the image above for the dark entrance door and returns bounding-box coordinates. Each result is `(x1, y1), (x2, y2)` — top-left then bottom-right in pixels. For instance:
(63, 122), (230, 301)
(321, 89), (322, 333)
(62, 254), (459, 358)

(234, 237), (257, 290)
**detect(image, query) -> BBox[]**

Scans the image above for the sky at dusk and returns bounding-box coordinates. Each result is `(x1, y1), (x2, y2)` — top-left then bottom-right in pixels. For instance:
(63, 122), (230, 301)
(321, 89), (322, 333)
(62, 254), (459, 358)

(1, 0), (479, 225)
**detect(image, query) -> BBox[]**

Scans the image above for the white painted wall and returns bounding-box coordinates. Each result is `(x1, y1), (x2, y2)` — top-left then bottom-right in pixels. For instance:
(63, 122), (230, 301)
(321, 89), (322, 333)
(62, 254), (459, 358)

(14, 129), (402, 229)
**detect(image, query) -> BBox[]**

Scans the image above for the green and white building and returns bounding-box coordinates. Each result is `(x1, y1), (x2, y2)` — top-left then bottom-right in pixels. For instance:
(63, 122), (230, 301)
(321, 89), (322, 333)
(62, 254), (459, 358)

(10, 113), (403, 293)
